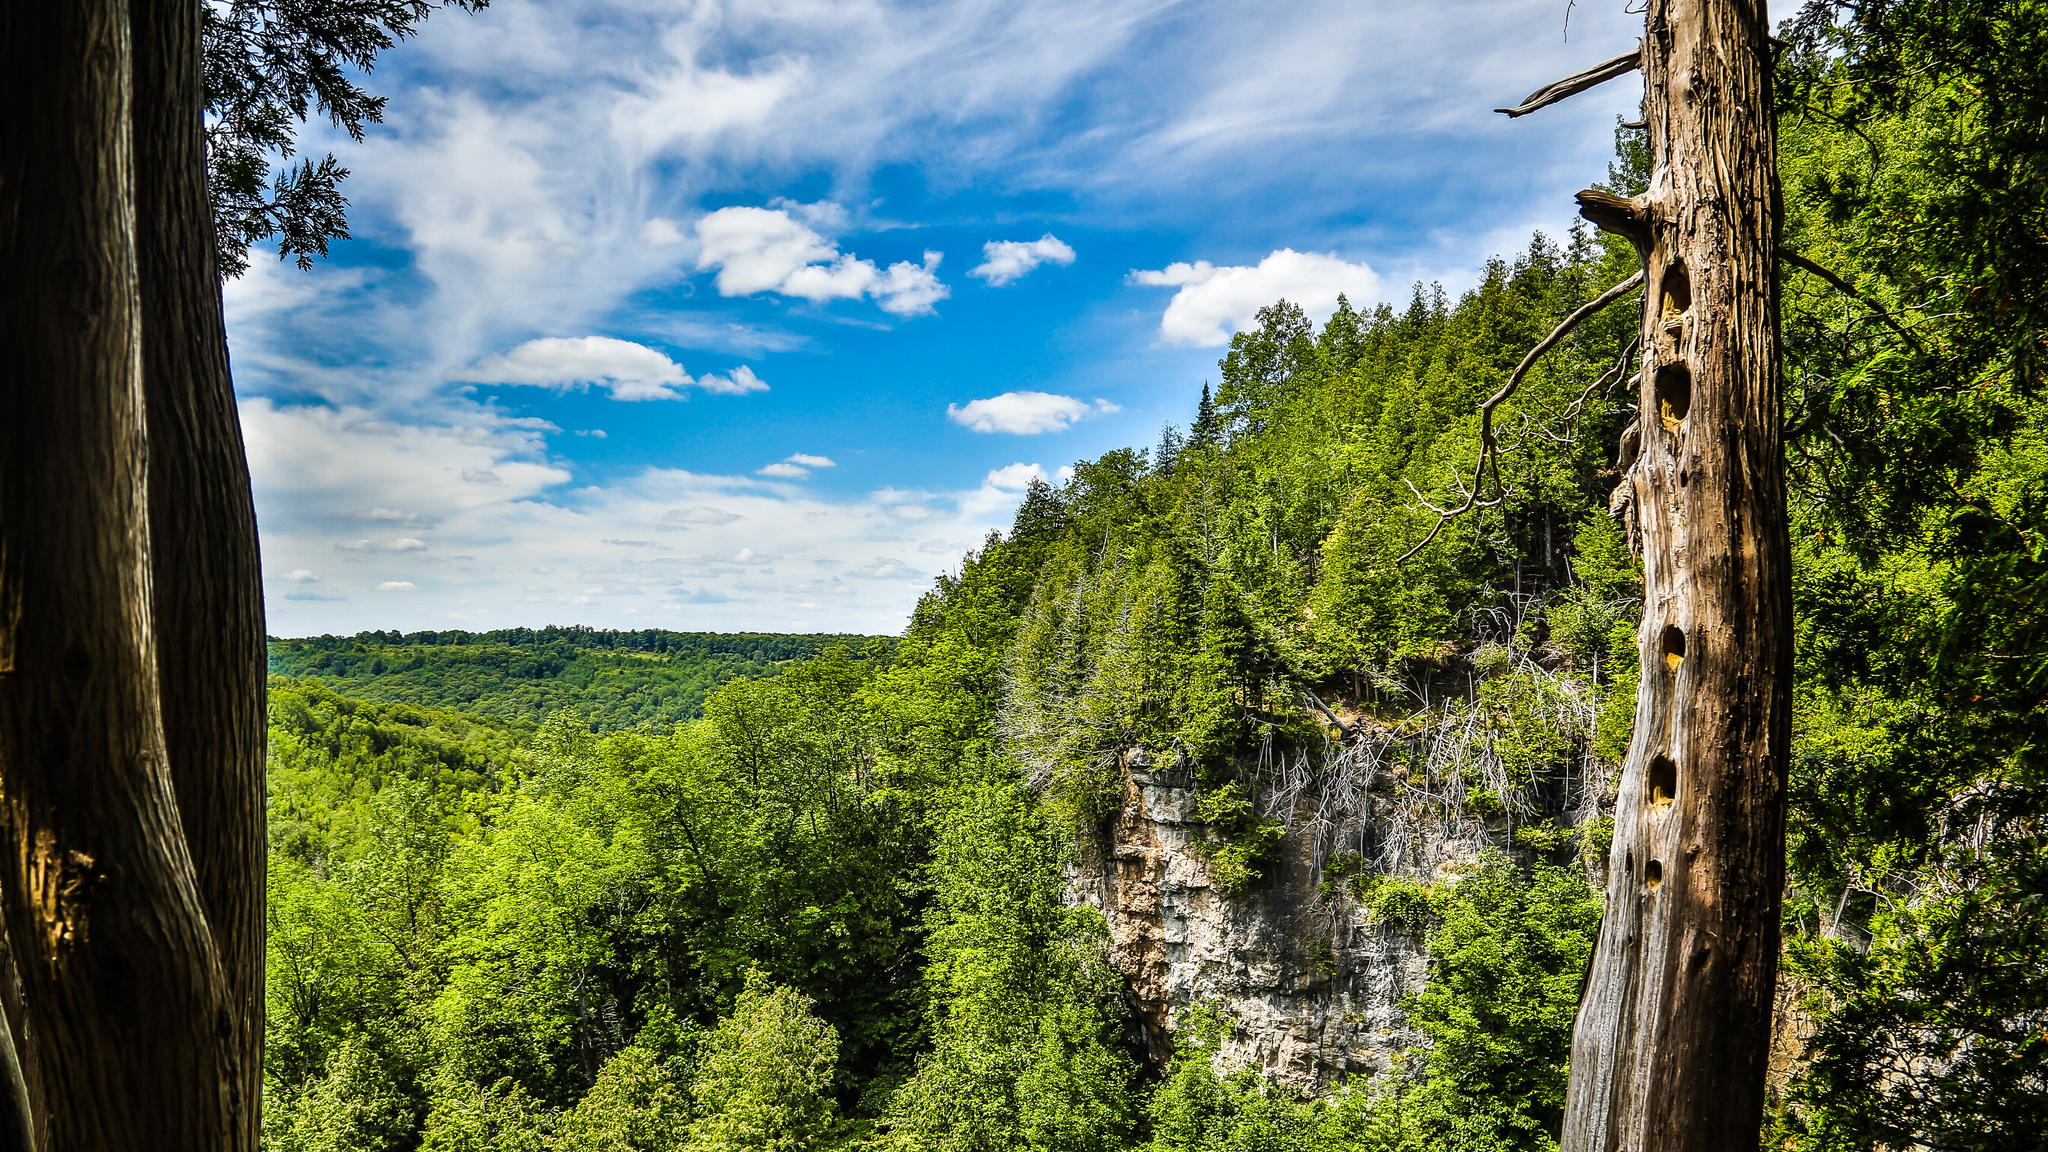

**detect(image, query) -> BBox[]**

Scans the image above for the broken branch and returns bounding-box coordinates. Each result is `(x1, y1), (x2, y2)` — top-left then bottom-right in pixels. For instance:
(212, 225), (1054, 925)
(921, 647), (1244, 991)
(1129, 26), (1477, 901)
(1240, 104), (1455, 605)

(1495, 48), (1643, 117)
(1398, 270), (1645, 563)
(1576, 189), (1651, 252)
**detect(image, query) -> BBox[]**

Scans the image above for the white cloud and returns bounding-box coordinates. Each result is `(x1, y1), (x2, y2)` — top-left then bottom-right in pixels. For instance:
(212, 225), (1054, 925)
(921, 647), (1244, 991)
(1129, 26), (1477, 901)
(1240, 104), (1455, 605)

(694, 365), (770, 395)
(247, 399), (1050, 636)
(971, 234), (1076, 286)
(456, 336), (771, 402)
(659, 505), (743, 527)
(1130, 248), (1382, 346)
(695, 205), (949, 316)
(458, 335), (689, 400)
(756, 453), (836, 479)
(342, 507), (442, 527)
(985, 462), (1051, 490)
(284, 569), (322, 584)
(947, 391), (1119, 435)
(337, 537), (430, 553)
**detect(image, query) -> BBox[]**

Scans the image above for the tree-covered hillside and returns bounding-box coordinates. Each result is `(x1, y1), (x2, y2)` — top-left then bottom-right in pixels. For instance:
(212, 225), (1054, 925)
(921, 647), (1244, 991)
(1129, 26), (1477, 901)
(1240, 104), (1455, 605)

(268, 627), (883, 732)
(262, 6), (2048, 1150)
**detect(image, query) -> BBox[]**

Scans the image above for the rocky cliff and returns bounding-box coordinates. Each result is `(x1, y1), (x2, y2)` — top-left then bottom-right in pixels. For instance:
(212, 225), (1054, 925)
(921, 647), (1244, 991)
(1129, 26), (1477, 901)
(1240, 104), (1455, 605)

(1069, 702), (1602, 1090)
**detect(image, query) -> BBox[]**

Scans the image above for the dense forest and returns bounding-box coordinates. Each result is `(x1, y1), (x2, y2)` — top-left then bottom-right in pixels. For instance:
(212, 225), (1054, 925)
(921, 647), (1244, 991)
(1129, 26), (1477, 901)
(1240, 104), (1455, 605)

(268, 628), (879, 732)
(261, 7), (2046, 1151)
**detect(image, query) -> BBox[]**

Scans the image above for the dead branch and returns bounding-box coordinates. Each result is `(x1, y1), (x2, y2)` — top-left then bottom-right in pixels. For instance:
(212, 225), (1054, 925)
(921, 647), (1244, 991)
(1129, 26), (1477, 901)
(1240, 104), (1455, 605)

(1778, 247), (1927, 353)
(1398, 270), (1646, 563)
(1495, 48), (1643, 117)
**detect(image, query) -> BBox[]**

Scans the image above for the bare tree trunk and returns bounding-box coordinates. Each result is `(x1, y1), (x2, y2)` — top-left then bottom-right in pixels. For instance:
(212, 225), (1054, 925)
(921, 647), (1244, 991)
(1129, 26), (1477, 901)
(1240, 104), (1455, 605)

(0, 1), (253, 1147)
(1562, 1), (1792, 1150)
(130, 3), (268, 1145)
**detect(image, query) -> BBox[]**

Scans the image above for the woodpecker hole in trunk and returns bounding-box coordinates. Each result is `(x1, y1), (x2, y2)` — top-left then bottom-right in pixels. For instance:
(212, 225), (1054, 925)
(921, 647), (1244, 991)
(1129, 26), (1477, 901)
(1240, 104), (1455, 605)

(1657, 361), (1692, 433)
(1644, 859), (1664, 890)
(1660, 260), (1691, 327)
(1661, 625), (1685, 671)
(1649, 755), (1677, 810)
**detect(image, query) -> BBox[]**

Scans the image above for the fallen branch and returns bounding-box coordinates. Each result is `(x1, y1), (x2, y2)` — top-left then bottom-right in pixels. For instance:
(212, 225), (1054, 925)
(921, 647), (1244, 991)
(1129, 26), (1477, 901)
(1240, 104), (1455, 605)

(1495, 48), (1642, 117)
(1398, 271), (1645, 563)
(1778, 247), (1926, 353)
(1301, 688), (1352, 739)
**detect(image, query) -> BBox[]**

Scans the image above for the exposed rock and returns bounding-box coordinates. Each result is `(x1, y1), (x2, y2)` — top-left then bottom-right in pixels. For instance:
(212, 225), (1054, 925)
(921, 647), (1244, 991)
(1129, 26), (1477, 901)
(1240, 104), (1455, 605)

(1070, 759), (1484, 1090)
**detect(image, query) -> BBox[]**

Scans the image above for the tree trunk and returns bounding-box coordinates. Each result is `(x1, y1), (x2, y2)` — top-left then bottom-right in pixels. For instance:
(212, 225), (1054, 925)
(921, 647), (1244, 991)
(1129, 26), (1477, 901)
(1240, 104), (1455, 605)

(1562, 1), (1792, 1150)
(130, 3), (268, 1144)
(0, 2), (257, 1147)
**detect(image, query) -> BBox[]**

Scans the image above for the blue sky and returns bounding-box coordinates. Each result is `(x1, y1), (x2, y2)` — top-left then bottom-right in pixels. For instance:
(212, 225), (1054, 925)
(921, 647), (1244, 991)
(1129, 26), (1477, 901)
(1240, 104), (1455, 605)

(231, 0), (1644, 638)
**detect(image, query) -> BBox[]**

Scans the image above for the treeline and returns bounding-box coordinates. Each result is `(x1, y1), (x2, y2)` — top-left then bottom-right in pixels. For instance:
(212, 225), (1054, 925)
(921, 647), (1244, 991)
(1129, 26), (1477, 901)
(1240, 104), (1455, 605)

(268, 628), (883, 732)
(263, 6), (2048, 1149)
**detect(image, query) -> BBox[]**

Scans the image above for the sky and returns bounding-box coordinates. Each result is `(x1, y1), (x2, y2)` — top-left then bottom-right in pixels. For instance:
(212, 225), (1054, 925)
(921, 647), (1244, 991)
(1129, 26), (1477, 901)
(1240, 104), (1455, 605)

(231, 0), (1646, 639)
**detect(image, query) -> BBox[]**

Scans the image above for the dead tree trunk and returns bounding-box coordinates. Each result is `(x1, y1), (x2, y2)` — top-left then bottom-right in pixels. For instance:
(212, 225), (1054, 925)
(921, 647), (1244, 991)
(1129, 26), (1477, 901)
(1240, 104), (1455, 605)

(1562, 2), (1792, 1150)
(0, 1), (262, 1147)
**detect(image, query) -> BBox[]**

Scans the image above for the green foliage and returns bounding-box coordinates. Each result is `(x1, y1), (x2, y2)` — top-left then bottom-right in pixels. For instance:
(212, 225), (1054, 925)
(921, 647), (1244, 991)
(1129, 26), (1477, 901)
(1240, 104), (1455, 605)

(686, 973), (842, 1152)
(883, 772), (1136, 1152)
(1397, 855), (1600, 1152)
(1193, 783), (1285, 893)
(269, 627), (878, 733)
(553, 1045), (691, 1152)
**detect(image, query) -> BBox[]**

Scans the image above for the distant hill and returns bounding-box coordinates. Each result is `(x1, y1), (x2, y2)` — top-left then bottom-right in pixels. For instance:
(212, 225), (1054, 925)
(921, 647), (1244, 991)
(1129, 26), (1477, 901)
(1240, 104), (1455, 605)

(267, 625), (888, 732)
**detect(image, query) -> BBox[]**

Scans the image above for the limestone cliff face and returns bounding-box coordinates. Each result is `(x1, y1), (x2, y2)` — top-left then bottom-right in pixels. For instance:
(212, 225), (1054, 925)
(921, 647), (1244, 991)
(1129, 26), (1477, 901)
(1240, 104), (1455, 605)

(1067, 748), (1526, 1091)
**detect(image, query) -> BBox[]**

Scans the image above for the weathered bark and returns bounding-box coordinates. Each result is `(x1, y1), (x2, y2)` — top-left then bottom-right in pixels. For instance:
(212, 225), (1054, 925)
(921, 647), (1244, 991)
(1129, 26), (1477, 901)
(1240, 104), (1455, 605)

(130, 3), (268, 1144)
(1561, 1), (1792, 1150)
(0, 1), (252, 1147)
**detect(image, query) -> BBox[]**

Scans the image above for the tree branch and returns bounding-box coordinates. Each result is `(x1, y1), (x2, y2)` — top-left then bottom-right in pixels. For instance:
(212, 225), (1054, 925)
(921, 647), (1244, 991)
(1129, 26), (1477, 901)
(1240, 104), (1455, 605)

(1398, 270), (1646, 563)
(1495, 48), (1642, 117)
(1777, 247), (1926, 353)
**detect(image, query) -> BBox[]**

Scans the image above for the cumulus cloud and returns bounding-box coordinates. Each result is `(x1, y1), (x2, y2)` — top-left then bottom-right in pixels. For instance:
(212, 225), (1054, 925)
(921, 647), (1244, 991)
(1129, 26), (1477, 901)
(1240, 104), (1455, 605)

(1130, 248), (1381, 346)
(378, 581), (419, 592)
(947, 391), (1119, 434)
(456, 336), (770, 402)
(693, 365), (769, 395)
(985, 462), (1050, 490)
(971, 234), (1076, 286)
(695, 205), (949, 316)
(756, 453), (836, 479)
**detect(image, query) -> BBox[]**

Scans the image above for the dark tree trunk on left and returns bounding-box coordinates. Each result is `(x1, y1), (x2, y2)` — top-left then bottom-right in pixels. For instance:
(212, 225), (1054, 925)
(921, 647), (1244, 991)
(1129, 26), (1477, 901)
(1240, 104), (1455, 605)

(0, 1), (263, 1148)
(130, 2), (268, 1144)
